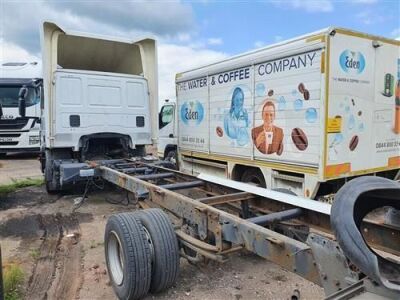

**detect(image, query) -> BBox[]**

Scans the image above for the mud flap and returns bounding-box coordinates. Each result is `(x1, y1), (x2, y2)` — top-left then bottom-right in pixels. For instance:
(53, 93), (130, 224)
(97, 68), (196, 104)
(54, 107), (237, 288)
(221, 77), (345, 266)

(331, 176), (400, 292)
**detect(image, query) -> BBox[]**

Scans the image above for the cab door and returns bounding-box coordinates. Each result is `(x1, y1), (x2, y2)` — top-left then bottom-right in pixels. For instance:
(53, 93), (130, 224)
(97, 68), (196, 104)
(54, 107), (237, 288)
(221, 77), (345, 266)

(158, 103), (177, 158)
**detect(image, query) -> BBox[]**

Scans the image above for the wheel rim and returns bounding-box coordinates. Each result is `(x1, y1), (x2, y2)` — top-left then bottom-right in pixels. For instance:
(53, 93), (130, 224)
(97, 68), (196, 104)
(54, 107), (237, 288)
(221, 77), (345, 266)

(108, 231), (124, 286)
(143, 226), (155, 263)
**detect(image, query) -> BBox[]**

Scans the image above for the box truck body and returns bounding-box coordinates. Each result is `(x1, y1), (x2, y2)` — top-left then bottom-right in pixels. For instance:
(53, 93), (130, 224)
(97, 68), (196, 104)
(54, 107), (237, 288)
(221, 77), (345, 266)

(172, 28), (400, 198)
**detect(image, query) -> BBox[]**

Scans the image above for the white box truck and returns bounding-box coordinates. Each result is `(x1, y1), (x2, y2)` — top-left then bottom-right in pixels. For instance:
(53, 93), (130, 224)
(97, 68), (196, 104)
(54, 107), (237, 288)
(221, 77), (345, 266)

(0, 62), (42, 156)
(159, 27), (400, 199)
(35, 22), (158, 192)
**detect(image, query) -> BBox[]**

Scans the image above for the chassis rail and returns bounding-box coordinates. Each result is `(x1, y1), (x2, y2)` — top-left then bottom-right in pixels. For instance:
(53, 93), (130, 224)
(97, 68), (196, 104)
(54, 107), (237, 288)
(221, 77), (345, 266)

(87, 158), (400, 299)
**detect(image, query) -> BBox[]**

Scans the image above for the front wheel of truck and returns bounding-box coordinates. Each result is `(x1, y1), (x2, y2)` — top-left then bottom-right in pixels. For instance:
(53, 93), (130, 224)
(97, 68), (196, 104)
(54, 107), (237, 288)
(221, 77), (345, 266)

(44, 151), (59, 194)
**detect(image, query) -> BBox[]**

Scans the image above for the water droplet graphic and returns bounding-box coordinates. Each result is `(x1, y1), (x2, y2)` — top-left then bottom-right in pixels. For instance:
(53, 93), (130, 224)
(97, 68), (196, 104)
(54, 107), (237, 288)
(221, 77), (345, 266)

(345, 106), (350, 113)
(305, 108), (318, 123)
(294, 99), (303, 111)
(278, 96), (286, 111)
(358, 122), (364, 132)
(333, 133), (344, 144)
(256, 83), (265, 97)
(348, 115), (355, 130)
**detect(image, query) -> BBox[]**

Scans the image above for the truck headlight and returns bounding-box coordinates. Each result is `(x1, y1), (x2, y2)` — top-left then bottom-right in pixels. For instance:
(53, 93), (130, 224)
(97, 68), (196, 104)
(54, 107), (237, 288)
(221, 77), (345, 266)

(29, 135), (40, 145)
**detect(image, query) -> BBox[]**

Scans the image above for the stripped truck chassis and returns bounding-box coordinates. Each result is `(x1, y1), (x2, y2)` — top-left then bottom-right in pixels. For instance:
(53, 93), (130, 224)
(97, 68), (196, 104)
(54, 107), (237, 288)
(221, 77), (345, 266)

(89, 159), (400, 299)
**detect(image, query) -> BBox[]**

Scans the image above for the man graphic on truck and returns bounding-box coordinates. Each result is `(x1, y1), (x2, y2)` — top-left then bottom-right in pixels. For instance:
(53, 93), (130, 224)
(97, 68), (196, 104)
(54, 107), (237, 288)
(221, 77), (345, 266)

(252, 100), (284, 155)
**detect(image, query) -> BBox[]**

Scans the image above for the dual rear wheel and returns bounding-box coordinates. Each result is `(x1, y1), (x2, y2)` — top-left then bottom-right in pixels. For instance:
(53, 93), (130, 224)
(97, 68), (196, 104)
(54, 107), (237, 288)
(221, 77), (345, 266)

(104, 209), (180, 300)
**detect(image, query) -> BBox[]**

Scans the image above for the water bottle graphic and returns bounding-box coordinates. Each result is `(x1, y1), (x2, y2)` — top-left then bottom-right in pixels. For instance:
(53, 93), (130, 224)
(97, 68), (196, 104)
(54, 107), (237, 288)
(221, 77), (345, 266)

(382, 73), (394, 97)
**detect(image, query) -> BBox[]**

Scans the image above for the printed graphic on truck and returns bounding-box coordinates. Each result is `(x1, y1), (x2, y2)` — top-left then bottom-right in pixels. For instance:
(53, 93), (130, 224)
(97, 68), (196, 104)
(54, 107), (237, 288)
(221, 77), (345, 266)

(178, 50), (322, 165)
(326, 33), (400, 177)
(252, 100), (284, 155)
(223, 87), (250, 146)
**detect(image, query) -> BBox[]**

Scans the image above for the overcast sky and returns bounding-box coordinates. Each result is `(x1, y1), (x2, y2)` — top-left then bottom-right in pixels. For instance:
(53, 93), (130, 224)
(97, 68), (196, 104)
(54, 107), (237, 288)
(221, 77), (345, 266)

(1, 0), (399, 103)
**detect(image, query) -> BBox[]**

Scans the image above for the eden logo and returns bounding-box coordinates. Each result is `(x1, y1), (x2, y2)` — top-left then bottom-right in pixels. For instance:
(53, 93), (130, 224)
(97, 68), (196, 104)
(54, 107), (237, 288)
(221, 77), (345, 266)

(339, 50), (366, 74)
(180, 100), (204, 125)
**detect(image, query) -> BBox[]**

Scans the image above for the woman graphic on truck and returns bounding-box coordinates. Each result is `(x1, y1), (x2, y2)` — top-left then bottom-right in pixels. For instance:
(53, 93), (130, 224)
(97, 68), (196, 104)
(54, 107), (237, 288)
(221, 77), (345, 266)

(224, 87), (249, 146)
(252, 100), (284, 155)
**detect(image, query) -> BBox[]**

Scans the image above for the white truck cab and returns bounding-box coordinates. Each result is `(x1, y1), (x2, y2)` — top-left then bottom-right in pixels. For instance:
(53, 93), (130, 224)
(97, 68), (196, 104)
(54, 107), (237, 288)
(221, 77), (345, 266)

(0, 62), (42, 156)
(39, 22), (158, 192)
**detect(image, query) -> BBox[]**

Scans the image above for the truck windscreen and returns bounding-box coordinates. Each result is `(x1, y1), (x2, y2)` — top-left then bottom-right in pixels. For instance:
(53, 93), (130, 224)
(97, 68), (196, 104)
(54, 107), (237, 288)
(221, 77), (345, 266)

(0, 86), (39, 108)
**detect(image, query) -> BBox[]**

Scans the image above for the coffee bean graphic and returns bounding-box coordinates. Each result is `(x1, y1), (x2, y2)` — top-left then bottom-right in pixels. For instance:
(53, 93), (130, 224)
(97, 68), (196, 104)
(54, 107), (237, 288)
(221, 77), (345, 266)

(303, 89), (310, 100)
(349, 135), (359, 151)
(268, 89), (274, 96)
(216, 126), (223, 137)
(291, 128), (308, 151)
(298, 83), (305, 94)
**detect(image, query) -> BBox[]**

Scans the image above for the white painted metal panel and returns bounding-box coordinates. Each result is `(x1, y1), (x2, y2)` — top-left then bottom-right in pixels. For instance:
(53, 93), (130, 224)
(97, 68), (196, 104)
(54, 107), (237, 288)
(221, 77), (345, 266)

(177, 77), (209, 152)
(327, 33), (400, 177)
(198, 173), (331, 215)
(54, 70), (151, 149)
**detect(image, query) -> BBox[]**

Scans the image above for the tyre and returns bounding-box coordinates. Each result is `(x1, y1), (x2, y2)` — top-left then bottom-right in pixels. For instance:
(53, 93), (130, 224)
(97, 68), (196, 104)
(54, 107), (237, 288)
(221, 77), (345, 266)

(241, 168), (266, 188)
(44, 153), (59, 194)
(136, 209), (180, 293)
(105, 213), (152, 300)
(164, 149), (177, 169)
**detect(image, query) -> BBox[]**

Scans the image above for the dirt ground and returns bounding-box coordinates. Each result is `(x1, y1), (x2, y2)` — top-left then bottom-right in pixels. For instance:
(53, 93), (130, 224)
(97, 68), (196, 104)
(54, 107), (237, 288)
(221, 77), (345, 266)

(0, 157), (324, 300)
(0, 153), (42, 185)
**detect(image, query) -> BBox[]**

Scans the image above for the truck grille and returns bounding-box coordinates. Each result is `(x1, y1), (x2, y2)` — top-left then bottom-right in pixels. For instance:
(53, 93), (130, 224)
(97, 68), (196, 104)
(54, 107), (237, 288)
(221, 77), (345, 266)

(0, 133), (21, 146)
(0, 118), (29, 130)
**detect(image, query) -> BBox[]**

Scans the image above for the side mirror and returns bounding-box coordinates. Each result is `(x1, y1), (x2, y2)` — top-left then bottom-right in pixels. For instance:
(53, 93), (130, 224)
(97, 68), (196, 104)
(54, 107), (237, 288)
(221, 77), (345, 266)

(18, 86), (28, 117)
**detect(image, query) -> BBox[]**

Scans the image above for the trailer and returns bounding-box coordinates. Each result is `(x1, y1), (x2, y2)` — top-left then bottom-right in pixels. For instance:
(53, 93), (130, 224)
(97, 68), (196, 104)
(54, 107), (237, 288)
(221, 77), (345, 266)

(71, 157), (400, 300)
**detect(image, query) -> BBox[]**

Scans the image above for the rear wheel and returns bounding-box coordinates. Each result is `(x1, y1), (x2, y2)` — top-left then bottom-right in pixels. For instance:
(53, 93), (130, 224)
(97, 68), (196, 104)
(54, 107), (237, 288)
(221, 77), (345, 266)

(241, 168), (266, 188)
(136, 209), (180, 293)
(105, 213), (152, 300)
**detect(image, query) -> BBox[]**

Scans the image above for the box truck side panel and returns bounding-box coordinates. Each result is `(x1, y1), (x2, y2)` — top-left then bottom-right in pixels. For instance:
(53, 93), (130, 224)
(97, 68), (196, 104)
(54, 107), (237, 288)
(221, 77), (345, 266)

(177, 77), (209, 152)
(252, 49), (323, 167)
(209, 66), (253, 158)
(178, 48), (324, 167)
(326, 32), (400, 178)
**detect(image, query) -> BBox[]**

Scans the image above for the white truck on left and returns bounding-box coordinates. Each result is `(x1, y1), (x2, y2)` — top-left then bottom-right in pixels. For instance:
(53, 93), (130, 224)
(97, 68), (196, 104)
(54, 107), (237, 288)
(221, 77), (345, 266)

(0, 61), (42, 156)
(36, 22), (158, 193)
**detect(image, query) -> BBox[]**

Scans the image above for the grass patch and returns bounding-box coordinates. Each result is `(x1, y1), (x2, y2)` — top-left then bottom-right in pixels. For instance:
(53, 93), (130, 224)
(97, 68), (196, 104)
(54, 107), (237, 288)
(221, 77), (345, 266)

(29, 249), (40, 260)
(3, 263), (24, 300)
(0, 178), (43, 195)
